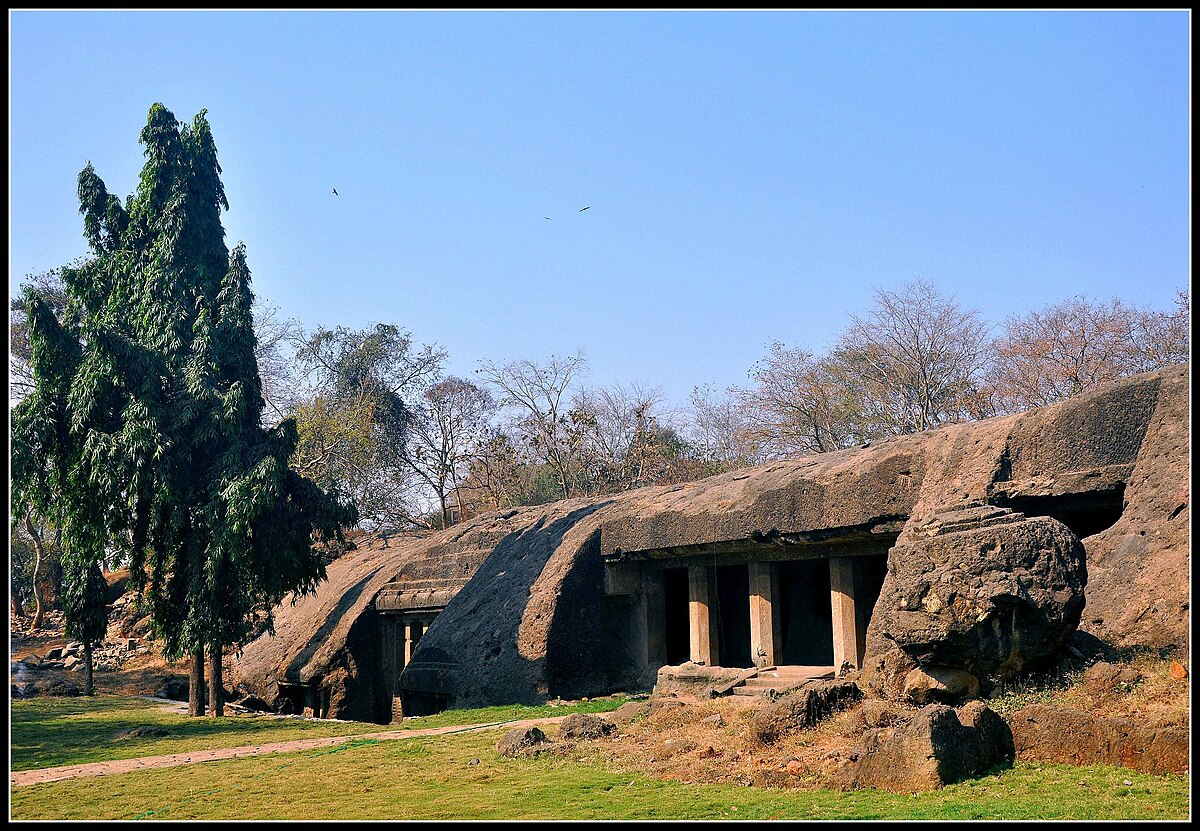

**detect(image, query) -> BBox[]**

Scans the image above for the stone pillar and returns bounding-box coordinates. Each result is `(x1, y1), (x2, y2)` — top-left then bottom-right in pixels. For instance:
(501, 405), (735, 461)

(830, 557), (859, 670)
(688, 566), (718, 665)
(748, 561), (780, 668)
(404, 620), (418, 666)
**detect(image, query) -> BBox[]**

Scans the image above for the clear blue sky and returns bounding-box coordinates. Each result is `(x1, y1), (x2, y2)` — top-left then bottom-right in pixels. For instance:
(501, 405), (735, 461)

(9, 10), (1191, 408)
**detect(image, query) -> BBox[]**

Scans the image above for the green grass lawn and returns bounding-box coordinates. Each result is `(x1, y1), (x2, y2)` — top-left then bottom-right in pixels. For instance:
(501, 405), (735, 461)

(10, 694), (624, 772)
(10, 727), (1189, 820)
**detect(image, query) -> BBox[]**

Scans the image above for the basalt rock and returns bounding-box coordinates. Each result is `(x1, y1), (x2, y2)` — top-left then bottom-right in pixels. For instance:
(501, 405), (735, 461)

(557, 713), (616, 741)
(496, 726), (552, 758)
(862, 507), (1087, 699)
(751, 680), (863, 745)
(832, 702), (1014, 791)
(1007, 704), (1187, 775)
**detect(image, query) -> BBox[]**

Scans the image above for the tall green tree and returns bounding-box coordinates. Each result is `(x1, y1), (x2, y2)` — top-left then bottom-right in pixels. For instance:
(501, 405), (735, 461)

(11, 103), (355, 715)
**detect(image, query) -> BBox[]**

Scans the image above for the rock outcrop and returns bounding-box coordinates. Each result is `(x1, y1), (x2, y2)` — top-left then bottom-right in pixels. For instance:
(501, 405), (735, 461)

(557, 713), (616, 741)
(861, 507), (1087, 698)
(496, 726), (552, 758)
(751, 680), (863, 745)
(1007, 704), (1188, 775)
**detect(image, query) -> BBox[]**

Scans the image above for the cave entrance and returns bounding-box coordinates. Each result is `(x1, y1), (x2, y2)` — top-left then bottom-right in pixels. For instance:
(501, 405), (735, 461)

(662, 567), (691, 665)
(997, 486), (1126, 539)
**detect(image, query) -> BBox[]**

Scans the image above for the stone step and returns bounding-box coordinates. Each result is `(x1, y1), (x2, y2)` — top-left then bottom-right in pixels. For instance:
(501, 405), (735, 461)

(732, 685), (773, 697)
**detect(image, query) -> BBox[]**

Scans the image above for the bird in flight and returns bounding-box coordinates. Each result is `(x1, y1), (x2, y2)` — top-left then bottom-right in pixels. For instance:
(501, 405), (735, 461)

(544, 216), (552, 220)
(579, 206), (590, 212)
(332, 188), (339, 196)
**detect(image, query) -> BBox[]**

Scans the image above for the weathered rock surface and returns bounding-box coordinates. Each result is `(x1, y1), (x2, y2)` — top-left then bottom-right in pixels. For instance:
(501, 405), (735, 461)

(833, 702), (1014, 791)
(557, 713), (616, 741)
(1081, 662), (1142, 696)
(902, 666), (981, 705)
(652, 663), (745, 701)
(751, 680), (863, 745)
(1064, 367), (1189, 649)
(862, 508), (1086, 698)
(1008, 704), (1188, 775)
(496, 726), (551, 758)
(610, 701), (651, 725)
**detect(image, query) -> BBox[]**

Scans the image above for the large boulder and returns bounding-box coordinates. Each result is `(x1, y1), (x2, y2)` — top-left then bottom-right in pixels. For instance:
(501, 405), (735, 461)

(751, 680), (862, 745)
(862, 506), (1086, 698)
(1007, 704), (1188, 775)
(832, 701), (1014, 792)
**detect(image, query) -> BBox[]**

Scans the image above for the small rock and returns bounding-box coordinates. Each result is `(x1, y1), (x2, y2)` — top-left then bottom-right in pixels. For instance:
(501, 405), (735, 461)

(467, 758), (480, 766)
(63, 656), (81, 671)
(646, 697), (687, 713)
(698, 745), (720, 759)
(117, 726), (169, 739)
(786, 759), (804, 775)
(41, 680), (82, 697)
(700, 713), (725, 727)
(1169, 661), (1188, 680)
(496, 726), (551, 758)
(1123, 779), (1133, 786)
(1084, 661), (1141, 690)
(859, 699), (906, 729)
(557, 713), (616, 741)
(903, 667), (981, 704)
(611, 701), (651, 724)
(45, 647), (65, 661)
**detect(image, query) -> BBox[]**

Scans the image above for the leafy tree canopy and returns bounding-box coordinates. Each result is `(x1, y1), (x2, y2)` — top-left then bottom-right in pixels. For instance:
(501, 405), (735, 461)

(11, 103), (356, 662)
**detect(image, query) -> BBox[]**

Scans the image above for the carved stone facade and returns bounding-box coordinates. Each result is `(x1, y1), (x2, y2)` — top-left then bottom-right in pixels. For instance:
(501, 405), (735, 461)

(231, 366), (1189, 723)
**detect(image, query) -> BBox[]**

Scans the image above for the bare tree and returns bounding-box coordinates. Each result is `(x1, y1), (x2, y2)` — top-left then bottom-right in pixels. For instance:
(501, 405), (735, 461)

(476, 352), (588, 500)
(738, 344), (868, 457)
(1130, 288), (1190, 373)
(401, 377), (496, 528)
(987, 291), (1191, 412)
(686, 384), (766, 470)
(252, 298), (304, 425)
(571, 382), (677, 493)
(834, 279), (993, 434)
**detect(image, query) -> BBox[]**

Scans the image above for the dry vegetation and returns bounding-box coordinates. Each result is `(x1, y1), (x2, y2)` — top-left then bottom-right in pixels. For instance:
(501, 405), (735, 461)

(570, 654), (1190, 792)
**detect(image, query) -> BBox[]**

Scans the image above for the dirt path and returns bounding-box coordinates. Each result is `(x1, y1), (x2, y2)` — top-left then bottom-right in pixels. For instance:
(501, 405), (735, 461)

(12, 714), (572, 787)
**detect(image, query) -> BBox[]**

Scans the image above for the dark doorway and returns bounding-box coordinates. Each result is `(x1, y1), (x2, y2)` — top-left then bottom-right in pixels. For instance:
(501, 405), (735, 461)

(662, 567), (690, 665)
(853, 554), (889, 664)
(999, 487), (1125, 539)
(779, 559), (834, 665)
(715, 564), (752, 668)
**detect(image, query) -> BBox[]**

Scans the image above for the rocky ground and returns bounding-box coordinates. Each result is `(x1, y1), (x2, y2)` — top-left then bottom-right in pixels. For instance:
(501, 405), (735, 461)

(560, 650), (1190, 792)
(10, 594), (190, 701)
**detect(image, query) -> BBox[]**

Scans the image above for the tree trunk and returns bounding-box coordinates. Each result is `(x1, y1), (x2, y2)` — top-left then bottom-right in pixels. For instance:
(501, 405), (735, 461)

(83, 640), (95, 696)
(208, 647), (224, 717)
(11, 595), (25, 620)
(23, 512), (45, 630)
(189, 648), (206, 717)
